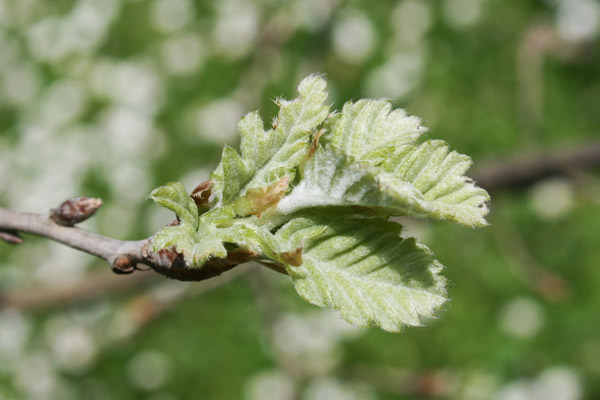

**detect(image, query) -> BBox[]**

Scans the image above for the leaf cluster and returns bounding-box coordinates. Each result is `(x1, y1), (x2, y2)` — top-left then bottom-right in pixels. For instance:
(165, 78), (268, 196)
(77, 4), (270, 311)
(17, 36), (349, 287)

(149, 75), (489, 332)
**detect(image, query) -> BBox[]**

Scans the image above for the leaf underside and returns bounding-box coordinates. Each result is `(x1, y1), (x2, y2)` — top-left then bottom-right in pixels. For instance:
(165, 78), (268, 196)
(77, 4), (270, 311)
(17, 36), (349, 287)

(148, 75), (490, 332)
(276, 212), (447, 332)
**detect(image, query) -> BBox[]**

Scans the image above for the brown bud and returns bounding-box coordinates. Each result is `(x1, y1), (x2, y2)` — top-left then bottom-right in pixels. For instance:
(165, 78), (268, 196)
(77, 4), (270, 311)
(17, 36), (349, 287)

(140, 240), (151, 258)
(155, 246), (185, 269)
(112, 256), (135, 274)
(51, 197), (103, 226)
(233, 175), (290, 216)
(278, 246), (303, 267)
(226, 248), (258, 264)
(191, 180), (213, 211)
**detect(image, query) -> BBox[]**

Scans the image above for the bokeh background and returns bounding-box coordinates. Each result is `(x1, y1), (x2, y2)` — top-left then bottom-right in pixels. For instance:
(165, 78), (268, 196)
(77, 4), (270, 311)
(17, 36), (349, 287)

(1, 0), (599, 399)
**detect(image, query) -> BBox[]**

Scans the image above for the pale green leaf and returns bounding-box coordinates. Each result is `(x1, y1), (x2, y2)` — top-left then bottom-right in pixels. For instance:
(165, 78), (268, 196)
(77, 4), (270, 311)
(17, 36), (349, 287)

(148, 182), (198, 227)
(277, 144), (390, 213)
(221, 146), (253, 203)
(151, 207), (242, 267)
(327, 99), (426, 166)
(210, 74), (329, 207)
(378, 140), (490, 226)
(275, 211), (448, 331)
(151, 203), (288, 268)
(239, 111), (271, 170)
(294, 99), (490, 226)
(151, 223), (197, 256)
(279, 142), (490, 227)
(147, 76), (488, 334)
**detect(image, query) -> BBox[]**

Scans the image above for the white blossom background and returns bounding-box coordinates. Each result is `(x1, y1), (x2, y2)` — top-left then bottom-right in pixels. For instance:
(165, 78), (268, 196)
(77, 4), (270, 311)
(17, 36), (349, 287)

(1, 0), (599, 399)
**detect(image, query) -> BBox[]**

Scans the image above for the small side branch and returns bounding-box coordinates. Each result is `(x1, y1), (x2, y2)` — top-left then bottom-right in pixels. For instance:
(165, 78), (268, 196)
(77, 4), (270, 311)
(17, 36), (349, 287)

(0, 198), (241, 281)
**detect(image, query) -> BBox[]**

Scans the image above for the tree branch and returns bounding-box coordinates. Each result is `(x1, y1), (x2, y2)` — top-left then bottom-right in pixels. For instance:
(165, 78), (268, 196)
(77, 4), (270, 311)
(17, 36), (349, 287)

(0, 198), (243, 281)
(2, 140), (599, 283)
(0, 207), (141, 266)
(0, 270), (159, 311)
(473, 140), (600, 191)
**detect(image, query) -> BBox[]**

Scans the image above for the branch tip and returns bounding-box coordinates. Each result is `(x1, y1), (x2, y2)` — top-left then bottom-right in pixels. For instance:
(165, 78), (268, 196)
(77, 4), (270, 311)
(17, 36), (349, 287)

(51, 196), (103, 227)
(191, 180), (213, 212)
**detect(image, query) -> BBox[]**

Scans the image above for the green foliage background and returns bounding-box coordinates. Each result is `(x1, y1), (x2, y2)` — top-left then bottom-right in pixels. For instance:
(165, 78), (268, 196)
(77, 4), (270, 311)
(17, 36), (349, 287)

(0, 0), (599, 399)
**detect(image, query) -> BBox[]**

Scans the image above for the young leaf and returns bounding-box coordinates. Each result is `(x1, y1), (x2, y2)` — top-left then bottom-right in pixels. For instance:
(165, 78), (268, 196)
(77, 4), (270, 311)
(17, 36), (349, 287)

(277, 144), (412, 215)
(275, 211), (447, 331)
(378, 140), (490, 227)
(148, 75), (489, 332)
(326, 100), (489, 226)
(151, 207), (277, 268)
(278, 141), (490, 227)
(278, 100), (489, 227)
(327, 99), (426, 165)
(210, 75), (329, 207)
(148, 182), (199, 228)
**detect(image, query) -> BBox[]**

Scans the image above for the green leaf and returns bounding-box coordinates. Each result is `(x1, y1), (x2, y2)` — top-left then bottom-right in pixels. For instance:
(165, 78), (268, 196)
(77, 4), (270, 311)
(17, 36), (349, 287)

(327, 99), (426, 166)
(151, 223), (197, 255)
(378, 140), (490, 227)
(275, 211), (448, 331)
(277, 144), (392, 213)
(210, 74), (329, 207)
(151, 207), (251, 267)
(221, 146), (253, 203)
(279, 141), (490, 226)
(279, 99), (489, 227)
(148, 182), (198, 228)
(147, 75), (489, 332)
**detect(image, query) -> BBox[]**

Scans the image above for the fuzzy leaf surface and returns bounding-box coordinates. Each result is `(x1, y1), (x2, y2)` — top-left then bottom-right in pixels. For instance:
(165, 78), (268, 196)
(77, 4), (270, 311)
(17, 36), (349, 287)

(275, 212), (448, 331)
(316, 100), (490, 226)
(148, 75), (489, 332)
(279, 140), (490, 226)
(210, 75), (329, 207)
(151, 207), (281, 268)
(148, 182), (199, 228)
(327, 99), (426, 165)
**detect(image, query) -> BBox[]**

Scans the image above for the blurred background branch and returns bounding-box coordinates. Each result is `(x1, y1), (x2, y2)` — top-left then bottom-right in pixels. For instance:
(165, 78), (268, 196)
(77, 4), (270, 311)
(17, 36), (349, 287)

(474, 140), (600, 191)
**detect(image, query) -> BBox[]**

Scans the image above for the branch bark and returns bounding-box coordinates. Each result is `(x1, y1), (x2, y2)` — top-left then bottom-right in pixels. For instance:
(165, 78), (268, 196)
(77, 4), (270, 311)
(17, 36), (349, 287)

(0, 200), (241, 281)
